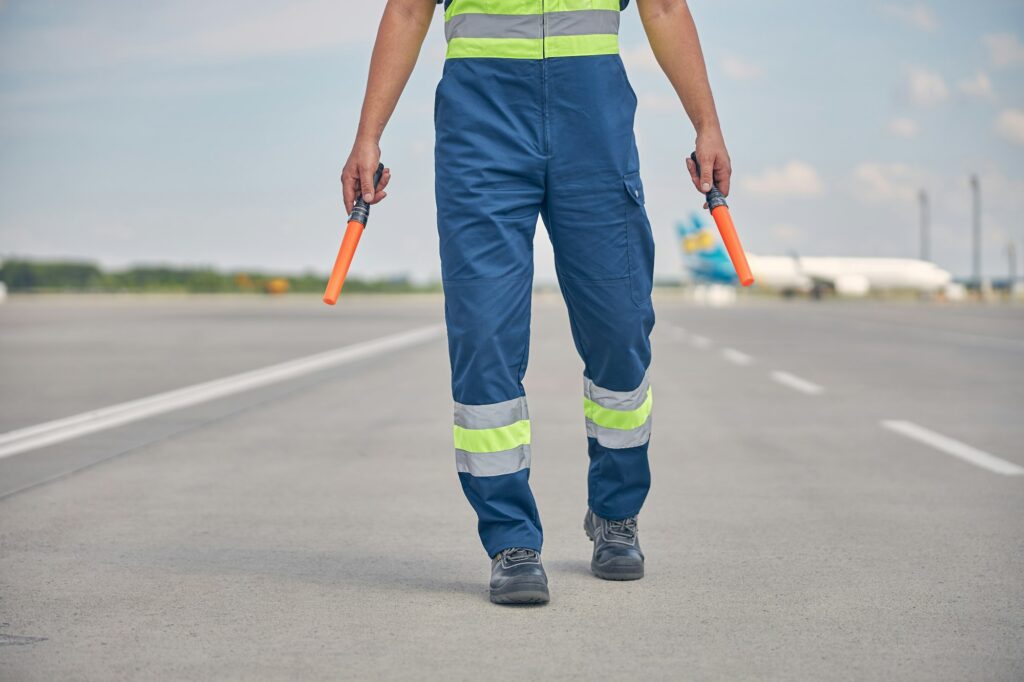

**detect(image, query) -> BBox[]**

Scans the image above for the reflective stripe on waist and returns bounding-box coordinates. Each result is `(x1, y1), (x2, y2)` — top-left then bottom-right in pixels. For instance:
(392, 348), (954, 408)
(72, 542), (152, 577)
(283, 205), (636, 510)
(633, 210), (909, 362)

(445, 10), (620, 41)
(444, 1), (620, 60)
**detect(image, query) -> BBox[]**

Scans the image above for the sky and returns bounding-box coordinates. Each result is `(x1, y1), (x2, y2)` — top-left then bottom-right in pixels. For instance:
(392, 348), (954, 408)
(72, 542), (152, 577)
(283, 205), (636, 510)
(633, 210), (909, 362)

(1, 0), (1023, 282)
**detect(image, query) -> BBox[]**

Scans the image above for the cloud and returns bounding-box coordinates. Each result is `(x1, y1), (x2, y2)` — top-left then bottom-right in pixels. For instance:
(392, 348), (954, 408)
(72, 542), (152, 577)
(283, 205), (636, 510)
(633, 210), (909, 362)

(957, 72), (994, 99)
(741, 162), (824, 196)
(887, 117), (920, 137)
(852, 162), (924, 202)
(0, 1), (391, 72)
(880, 3), (938, 31)
(720, 55), (763, 81)
(995, 109), (1024, 145)
(903, 67), (949, 106)
(166, 1), (388, 61)
(983, 33), (1024, 67)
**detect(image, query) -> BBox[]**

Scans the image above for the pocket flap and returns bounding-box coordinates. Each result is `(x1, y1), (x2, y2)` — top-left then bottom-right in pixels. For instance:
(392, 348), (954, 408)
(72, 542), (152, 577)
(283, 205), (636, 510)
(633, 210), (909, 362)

(623, 172), (645, 206)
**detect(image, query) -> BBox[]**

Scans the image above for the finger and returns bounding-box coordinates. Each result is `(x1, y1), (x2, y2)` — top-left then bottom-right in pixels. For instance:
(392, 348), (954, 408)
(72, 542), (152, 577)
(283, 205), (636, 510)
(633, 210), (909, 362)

(376, 168), (392, 193)
(359, 165), (377, 204)
(341, 170), (355, 214)
(698, 153), (714, 193)
(369, 190), (388, 205)
(685, 157), (701, 192)
(715, 161), (732, 197)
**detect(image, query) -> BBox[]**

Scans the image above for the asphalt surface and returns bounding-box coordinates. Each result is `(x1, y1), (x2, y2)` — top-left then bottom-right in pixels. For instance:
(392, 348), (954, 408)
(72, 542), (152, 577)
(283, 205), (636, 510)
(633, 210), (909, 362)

(0, 294), (1021, 680)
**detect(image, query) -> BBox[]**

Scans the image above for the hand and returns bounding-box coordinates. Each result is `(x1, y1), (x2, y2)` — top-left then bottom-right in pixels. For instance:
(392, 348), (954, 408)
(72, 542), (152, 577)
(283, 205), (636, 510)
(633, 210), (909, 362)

(341, 138), (391, 214)
(685, 128), (731, 207)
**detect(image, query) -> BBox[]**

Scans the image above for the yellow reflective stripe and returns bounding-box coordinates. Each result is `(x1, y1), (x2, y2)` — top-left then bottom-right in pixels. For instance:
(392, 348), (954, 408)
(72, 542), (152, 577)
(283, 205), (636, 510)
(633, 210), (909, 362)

(446, 37), (544, 59)
(453, 419), (532, 453)
(546, 0), (620, 11)
(544, 34), (619, 57)
(446, 0), (620, 20)
(447, 0), (541, 20)
(583, 388), (652, 430)
(446, 35), (618, 59)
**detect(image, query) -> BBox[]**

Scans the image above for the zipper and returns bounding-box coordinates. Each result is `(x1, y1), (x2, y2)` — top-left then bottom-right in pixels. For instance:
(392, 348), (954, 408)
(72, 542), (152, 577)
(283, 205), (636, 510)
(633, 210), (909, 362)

(541, 0), (546, 59)
(540, 0), (549, 154)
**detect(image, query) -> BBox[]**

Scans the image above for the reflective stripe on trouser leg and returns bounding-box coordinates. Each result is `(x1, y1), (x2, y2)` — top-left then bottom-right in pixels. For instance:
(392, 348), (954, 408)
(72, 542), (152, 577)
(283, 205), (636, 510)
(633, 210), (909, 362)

(454, 397), (531, 477)
(584, 371), (652, 449)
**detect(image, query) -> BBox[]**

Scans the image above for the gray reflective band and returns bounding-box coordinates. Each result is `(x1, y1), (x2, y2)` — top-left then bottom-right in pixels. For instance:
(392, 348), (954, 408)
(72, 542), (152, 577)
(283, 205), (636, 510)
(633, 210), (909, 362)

(445, 14), (541, 41)
(546, 10), (620, 37)
(584, 371), (650, 411)
(454, 396), (529, 429)
(445, 10), (620, 42)
(456, 445), (531, 477)
(586, 417), (651, 449)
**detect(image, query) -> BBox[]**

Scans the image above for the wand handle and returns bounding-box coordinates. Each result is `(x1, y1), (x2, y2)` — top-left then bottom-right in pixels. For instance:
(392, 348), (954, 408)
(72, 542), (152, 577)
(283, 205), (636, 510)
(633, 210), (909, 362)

(323, 163), (384, 305)
(690, 152), (754, 287)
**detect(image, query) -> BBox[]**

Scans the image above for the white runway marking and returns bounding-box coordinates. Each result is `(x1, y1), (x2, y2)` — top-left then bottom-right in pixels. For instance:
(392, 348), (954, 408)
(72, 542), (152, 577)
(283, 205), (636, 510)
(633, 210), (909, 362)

(722, 348), (753, 366)
(689, 334), (712, 349)
(0, 325), (444, 460)
(881, 420), (1024, 476)
(771, 371), (823, 395)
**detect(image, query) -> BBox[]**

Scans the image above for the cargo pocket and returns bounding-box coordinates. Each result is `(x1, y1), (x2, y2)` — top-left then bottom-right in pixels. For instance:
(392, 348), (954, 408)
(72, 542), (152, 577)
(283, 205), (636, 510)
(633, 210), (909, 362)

(623, 172), (655, 308)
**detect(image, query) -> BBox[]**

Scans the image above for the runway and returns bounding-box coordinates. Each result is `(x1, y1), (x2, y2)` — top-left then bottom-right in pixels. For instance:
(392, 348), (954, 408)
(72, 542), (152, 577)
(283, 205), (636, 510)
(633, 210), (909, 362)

(1, 294), (1021, 680)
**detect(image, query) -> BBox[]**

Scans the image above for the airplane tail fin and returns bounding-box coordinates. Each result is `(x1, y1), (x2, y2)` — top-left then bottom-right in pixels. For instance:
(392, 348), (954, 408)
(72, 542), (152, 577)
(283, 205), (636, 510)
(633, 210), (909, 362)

(678, 213), (718, 256)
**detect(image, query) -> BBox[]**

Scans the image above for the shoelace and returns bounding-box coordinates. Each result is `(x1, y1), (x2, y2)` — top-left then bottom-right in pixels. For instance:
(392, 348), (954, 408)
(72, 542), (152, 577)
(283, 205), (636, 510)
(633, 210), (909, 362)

(502, 547), (537, 561)
(607, 517), (638, 539)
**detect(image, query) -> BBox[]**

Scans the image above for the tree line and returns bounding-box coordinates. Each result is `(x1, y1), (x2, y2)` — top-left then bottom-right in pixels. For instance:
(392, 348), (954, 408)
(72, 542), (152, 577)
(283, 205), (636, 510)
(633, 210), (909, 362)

(0, 259), (436, 294)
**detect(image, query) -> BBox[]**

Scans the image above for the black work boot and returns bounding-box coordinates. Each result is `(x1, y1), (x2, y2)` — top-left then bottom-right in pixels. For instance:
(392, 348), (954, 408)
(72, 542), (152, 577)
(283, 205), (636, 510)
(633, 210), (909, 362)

(489, 548), (550, 605)
(584, 509), (645, 581)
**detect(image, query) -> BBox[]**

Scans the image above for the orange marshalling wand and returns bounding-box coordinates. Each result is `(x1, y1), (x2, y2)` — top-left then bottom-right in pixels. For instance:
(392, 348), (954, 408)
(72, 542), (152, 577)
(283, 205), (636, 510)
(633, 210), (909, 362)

(690, 152), (754, 287)
(324, 163), (384, 305)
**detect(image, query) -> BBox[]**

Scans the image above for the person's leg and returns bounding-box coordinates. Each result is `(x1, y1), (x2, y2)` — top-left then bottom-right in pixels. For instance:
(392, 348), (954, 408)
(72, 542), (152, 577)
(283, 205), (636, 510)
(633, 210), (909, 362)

(542, 54), (656, 521)
(435, 58), (547, 557)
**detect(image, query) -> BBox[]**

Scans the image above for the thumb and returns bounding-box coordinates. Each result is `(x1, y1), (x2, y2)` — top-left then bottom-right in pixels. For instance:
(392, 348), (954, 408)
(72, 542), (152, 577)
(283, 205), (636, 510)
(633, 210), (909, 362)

(699, 155), (714, 193)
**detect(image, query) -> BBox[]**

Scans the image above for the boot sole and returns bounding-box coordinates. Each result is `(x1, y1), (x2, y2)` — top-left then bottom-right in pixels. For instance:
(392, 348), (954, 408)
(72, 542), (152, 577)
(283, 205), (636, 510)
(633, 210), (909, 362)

(489, 578), (550, 605)
(584, 519), (645, 581)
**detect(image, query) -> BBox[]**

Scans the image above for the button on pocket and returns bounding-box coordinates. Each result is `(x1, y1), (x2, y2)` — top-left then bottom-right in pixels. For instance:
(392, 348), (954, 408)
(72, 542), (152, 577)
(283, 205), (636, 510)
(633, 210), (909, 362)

(624, 171), (645, 206)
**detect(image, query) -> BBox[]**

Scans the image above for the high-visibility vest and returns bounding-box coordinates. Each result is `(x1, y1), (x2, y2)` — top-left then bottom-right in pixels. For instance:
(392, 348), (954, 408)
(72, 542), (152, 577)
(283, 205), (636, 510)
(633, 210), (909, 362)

(438, 0), (630, 60)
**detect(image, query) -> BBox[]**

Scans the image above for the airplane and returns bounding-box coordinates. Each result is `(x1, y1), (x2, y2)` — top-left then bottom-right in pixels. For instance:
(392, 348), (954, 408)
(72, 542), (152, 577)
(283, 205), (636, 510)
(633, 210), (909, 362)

(677, 213), (954, 298)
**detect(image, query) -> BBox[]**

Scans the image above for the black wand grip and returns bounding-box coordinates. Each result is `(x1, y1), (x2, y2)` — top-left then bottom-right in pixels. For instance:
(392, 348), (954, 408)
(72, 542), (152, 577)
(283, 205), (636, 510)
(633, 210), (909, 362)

(690, 152), (728, 211)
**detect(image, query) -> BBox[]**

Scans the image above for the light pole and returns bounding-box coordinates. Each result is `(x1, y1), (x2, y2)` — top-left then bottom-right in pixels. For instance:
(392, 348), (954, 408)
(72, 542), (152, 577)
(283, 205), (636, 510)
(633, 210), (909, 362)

(970, 174), (981, 286)
(918, 189), (930, 262)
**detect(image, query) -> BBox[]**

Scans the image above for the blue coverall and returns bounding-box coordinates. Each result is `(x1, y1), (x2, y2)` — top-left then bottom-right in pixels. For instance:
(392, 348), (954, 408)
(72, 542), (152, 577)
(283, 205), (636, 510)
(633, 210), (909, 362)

(435, 0), (655, 556)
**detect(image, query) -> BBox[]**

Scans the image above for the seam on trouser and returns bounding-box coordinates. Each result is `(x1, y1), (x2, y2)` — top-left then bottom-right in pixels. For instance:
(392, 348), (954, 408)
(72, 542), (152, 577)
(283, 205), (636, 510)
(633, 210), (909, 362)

(441, 273), (533, 285)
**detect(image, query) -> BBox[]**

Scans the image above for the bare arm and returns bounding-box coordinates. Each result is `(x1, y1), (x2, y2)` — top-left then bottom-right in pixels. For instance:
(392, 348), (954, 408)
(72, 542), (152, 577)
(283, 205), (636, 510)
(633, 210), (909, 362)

(636, 0), (731, 198)
(341, 0), (436, 213)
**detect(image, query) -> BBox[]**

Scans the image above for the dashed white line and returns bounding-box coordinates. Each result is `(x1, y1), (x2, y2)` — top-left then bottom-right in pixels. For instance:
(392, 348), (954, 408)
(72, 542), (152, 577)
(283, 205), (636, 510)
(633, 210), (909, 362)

(689, 334), (712, 349)
(670, 326), (688, 341)
(881, 420), (1024, 476)
(0, 325), (444, 460)
(771, 371), (824, 395)
(721, 348), (753, 366)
